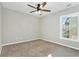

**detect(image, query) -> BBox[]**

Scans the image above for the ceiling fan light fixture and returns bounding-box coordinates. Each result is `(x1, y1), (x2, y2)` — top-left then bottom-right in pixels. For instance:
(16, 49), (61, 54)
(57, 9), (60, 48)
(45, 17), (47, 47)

(35, 11), (41, 14)
(27, 2), (51, 15)
(38, 11), (41, 14)
(35, 11), (38, 14)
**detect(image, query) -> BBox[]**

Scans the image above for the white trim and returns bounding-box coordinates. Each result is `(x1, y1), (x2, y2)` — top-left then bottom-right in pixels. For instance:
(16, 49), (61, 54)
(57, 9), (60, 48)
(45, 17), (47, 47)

(2, 38), (79, 51)
(60, 37), (79, 42)
(42, 39), (79, 50)
(1, 38), (39, 46)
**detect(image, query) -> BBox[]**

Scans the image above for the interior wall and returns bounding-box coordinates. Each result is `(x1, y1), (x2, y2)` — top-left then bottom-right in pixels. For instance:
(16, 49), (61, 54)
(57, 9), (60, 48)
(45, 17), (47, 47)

(0, 3), (2, 53)
(1, 3), (79, 51)
(2, 8), (39, 45)
(37, 18), (42, 39)
(41, 5), (79, 50)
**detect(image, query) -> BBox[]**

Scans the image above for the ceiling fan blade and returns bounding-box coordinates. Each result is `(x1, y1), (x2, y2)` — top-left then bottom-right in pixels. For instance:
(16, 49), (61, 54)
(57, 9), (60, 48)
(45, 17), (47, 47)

(27, 4), (36, 9)
(42, 2), (47, 7)
(30, 10), (37, 13)
(41, 9), (51, 12)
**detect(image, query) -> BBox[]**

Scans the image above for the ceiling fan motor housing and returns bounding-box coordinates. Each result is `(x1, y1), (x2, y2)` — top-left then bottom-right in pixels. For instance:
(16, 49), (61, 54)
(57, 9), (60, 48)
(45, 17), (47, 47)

(37, 4), (41, 11)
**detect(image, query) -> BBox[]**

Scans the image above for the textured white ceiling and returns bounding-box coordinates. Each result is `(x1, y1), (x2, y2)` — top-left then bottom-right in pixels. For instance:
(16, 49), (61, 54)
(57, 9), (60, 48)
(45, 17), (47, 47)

(1, 2), (79, 17)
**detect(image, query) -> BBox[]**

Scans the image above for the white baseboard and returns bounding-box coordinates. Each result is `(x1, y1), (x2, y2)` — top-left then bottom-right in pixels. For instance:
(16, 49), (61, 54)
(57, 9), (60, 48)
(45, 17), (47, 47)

(2, 38), (79, 51)
(42, 39), (79, 51)
(2, 38), (39, 46)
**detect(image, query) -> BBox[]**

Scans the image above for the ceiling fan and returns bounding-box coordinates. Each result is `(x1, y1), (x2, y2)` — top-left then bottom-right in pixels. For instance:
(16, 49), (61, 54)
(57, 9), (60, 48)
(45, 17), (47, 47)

(27, 2), (51, 15)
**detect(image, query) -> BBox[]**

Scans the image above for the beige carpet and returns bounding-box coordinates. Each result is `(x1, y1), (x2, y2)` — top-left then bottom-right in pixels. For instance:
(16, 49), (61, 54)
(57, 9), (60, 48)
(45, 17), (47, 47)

(0, 39), (79, 57)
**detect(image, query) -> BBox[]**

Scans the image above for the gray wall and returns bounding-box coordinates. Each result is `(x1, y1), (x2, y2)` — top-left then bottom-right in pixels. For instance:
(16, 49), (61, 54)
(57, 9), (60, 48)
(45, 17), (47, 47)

(2, 8), (39, 45)
(0, 3), (2, 53)
(41, 5), (79, 50)
(1, 4), (79, 50)
(0, 4), (2, 46)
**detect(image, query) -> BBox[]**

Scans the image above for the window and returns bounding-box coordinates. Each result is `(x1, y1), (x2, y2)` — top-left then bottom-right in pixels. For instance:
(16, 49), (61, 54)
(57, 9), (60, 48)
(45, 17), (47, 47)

(60, 13), (79, 41)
